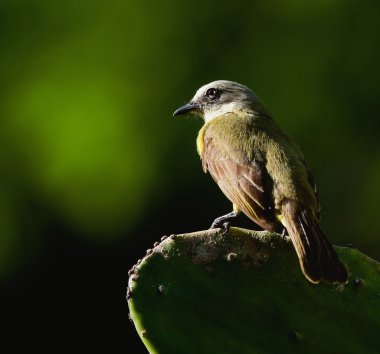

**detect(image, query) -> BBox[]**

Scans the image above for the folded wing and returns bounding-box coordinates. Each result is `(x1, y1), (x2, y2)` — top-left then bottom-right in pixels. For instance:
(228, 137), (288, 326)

(202, 130), (279, 232)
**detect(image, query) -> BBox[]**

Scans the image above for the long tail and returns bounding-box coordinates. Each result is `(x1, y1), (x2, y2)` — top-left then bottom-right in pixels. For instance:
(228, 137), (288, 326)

(281, 200), (348, 284)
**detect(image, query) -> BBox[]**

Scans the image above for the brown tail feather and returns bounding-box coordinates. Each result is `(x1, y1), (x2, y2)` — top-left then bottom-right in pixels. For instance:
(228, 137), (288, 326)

(281, 200), (348, 284)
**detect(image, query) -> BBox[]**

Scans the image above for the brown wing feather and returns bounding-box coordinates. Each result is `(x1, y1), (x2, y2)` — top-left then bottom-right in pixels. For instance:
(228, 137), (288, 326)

(202, 135), (278, 232)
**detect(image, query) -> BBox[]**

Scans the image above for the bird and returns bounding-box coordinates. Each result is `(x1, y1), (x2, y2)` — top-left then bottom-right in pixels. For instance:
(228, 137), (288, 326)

(173, 80), (348, 284)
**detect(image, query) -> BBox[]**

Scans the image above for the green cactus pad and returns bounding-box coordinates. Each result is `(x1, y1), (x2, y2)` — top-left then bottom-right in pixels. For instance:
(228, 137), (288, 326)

(127, 227), (380, 354)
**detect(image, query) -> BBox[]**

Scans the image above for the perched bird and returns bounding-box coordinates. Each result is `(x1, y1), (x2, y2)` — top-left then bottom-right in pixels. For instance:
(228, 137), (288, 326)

(173, 80), (348, 284)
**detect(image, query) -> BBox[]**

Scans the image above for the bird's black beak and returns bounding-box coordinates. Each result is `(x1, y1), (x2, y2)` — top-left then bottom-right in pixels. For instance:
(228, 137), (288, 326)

(173, 102), (200, 116)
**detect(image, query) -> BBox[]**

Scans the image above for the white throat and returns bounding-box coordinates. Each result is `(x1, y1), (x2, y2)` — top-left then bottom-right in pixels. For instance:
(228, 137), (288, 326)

(204, 102), (240, 123)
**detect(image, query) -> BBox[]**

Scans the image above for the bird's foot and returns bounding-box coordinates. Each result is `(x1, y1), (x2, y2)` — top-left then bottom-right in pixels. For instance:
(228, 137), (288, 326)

(210, 211), (238, 230)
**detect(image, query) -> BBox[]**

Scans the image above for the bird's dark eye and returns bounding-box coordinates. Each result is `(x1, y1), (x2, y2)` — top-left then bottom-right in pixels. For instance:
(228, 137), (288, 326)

(206, 88), (220, 99)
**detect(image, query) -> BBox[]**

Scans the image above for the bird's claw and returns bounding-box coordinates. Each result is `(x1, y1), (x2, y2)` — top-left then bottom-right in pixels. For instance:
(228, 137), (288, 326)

(210, 221), (230, 236)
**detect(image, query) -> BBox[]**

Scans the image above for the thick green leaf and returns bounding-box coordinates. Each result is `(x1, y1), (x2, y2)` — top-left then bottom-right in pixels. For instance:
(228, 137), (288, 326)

(128, 227), (380, 354)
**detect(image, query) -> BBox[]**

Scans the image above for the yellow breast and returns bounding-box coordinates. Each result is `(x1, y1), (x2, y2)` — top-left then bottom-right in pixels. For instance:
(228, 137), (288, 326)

(196, 124), (207, 156)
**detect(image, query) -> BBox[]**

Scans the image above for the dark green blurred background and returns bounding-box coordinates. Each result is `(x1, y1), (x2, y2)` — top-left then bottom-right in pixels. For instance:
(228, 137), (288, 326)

(1, 0), (379, 352)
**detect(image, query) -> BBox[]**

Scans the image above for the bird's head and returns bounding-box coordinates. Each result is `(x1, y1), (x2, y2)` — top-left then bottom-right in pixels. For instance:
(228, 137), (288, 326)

(173, 80), (269, 122)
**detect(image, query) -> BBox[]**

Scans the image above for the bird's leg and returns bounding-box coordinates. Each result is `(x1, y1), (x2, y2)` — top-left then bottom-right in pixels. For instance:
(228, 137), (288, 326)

(281, 227), (288, 241)
(210, 211), (238, 230)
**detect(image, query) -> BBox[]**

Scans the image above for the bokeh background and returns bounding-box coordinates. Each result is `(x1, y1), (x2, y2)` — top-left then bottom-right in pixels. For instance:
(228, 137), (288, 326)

(1, 0), (380, 352)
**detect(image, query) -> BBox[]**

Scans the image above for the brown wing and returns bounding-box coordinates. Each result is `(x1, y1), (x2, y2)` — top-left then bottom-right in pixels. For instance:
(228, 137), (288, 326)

(202, 133), (279, 232)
